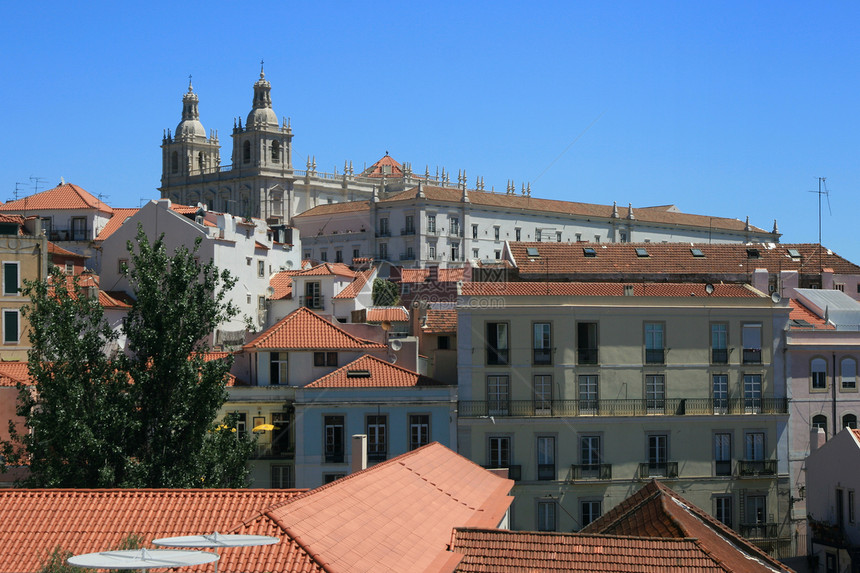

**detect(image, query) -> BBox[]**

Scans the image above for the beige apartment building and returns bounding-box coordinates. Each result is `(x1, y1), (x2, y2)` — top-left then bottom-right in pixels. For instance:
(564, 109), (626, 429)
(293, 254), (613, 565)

(456, 281), (792, 556)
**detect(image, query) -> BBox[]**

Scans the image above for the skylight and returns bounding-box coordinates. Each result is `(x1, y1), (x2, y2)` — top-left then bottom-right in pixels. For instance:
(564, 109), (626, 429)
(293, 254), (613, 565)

(635, 248), (649, 257)
(526, 247), (540, 257)
(346, 370), (371, 378)
(691, 248), (705, 258)
(788, 248), (801, 259)
(583, 247), (596, 257)
(746, 248), (760, 259)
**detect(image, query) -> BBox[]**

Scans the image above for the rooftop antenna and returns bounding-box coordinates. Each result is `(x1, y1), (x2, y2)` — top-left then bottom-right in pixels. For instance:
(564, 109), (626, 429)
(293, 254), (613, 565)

(30, 176), (46, 194)
(808, 177), (831, 274)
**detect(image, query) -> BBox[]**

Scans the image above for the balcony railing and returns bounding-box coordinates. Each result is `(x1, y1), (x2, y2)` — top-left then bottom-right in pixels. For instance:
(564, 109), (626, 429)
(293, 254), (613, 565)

(738, 459), (777, 477)
(533, 349), (552, 365)
(256, 443), (295, 459)
(638, 461), (678, 479)
(715, 460), (732, 476)
(399, 252), (416, 261)
(570, 464), (612, 481)
(740, 523), (778, 539)
(577, 348), (598, 365)
(645, 348), (665, 364)
(325, 450), (345, 464)
(712, 348), (729, 364)
(401, 227), (415, 236)
(482, 464), (521, 481)
(537, 464), (555, 480)
(743, 348), (762, 364)
(300, 295), (325, 310)
(458, 398), (788, 418)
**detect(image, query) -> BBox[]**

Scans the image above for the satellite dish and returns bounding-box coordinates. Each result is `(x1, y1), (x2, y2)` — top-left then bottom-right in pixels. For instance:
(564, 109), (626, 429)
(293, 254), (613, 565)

(68, 549), (218, 570)
(771, 292), (781, 303)
(266, 286), (276, 297)
(390, 339), (403, 352)
(704, 283), (715, 295)
(285, 260), (294, 268)
(389, 352), (398, 364)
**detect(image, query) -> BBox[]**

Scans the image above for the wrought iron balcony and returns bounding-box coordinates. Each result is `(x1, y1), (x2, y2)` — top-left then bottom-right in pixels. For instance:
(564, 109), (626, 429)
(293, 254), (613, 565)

(300, 295), (325, 310)
(743, 348), (762, 364)
(740, 523), (778, 539)
(577, 348), (598, 365)
(638, 461), (678, 479)
(256, 443), (295, 459)
(711, 348), (729, 364)
(325, 450), (344, 464)
(377, 229), (391, 237)
(570, 464), (612, 481)
(738, 459), (777, 477)
(401, 227), (416, 236)
(537, 464), (556, 481)
(645, 348), (665, 364)
(458, 398), (789, 418)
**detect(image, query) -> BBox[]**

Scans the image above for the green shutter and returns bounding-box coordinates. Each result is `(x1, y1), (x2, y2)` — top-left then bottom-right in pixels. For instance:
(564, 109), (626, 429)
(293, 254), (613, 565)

(4, 311), (17, 343)
(3, 264), (16, 295)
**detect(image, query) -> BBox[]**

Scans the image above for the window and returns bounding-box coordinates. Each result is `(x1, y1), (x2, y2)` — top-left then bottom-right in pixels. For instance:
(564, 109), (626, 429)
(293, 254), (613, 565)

(536, 228), (542, 242)
(537, 500), (557, 531)
(836, 283), (845, 292)
(594, 235), (600, 243)
(533, 322), (552, 365)
(579, 375), (598, 414)
(646, 375), (665, 414)
(534, 375), (552, 414)
(271, 465), (292, 488)
(715, 496), (733, 528)
(314, 352), (337, 367)
(556, 231), (562, 242)
(488, 436), (510, 468)
(323, 473), (345, 484)
(271, 412), (290, 456)
(648, 434), (668, 474)
(409, 414), (430, 450)
(487, 375), (510, 415)
(235, 412), (247, 439)
(64, 261), (74, 275)
(171, 151), (179, 174)
(427, 215), (436, 233)
(581, 500), (601, 528)
(713, 374), (728, 414)
(812, 415), (828, 438)
(3, 310), (18, 345)
(645, 322), (665, 364)
(406, 246), (414, 260)
(746, 495), (766, 526)
(850, 490), (856, 524)
(843, 358), (857, 390)
(335, 250), (343, 263)
(714, 433), (732, 476)
(269, 352), (288, 385)
(486, 322), (509, 365)
(379, 243), (388, 259)
(2, 262), (18, 296)
(118, 258), (128, 274)
(271, 140), (280, 163)
(304, 281), (322, 309)
(243, 140), (251, 163)
(257, 260), (265, 278)
(575, 233), (582, 242)
(744, 374), (762, 413)
(71, 217), (87, 240)
(812, 357), (827, 390)
(437, 335), (450, 350)
(620, 231), (628, 243)
(428, 245), (436, 260)
(581, 435), (601, 470)
(745, 432), (765, 461)
(405, 215), (414, 234)
(742, 324), (762, 364)
(495, 250), (501, 259)
(577, 322), (598, 364)
(367, 415), (387, 462)
(537, 436), (555, 480)
(450, 242), (459, 261)
(472, 224), (478, 239)
(472, 249), (479, 259)
(515, 228), (521, 241)
(379, 218), (389, 236)
(844, 414), (858, 429)
(324, 415), (345, 463)
(494, 226), (500, 240)
(319, 250), (328, 262)
(711, 324), (728, 364)
(450, 217), (460, 236)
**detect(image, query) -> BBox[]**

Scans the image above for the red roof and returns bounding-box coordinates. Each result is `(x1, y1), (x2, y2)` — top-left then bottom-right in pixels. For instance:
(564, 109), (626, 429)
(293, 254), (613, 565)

(461, 282), (761, 298)
(305, 354), (446, 388)
(0, 489), (311, 573)
(98, 290), (133, 309)
(0, 183), (113, 215)
(359, 153), (404, 178)
(0, 361), (31, 387)
(451, 528), (732, 572)
(365, 306), (409, 322)
(268, 442), (513, 573)
(292, 262), (356, 278)
(424, 309), (457, 333)
(789, 299), (834, 329)
(95, 208), (137, 241)
(47, 242), (86, 258)
(268, 271), (296, 300)
(333, 268), (374, 300)
(581, 480), (792, 573)
(243, 307), (387, 350)
(399, 267), (465, 283)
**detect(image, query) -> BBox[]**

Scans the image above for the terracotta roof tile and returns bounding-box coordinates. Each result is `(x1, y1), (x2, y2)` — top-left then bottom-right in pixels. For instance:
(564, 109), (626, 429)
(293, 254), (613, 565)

(268, 442), (513, 573)
(243, 307), (387, 351)
(0, 361), (31, 387)
(47, 242), (86, 258)
(451, 528), (730, 572)
(292, 201), (370, 218)
(98, 290), (133, 309)
(333, 268), (374, 300)
(359, 154), (404, 178)
(0, 489), (313, 573)
(0, 183), (113, 215)
(789, 299), (834, 329)
(305, 354), (447, 388)
(461, 282), (761, 298)
(269, 271), (297, 300)
(292, 263), (356, 278)
(0, 214), (25, 225)
(509, 242), (860, 277)
(398, 267), (466, 283)
(424, 309), (457, 333)
(365, 306), (409, 322)
(95, 208), (137, 241)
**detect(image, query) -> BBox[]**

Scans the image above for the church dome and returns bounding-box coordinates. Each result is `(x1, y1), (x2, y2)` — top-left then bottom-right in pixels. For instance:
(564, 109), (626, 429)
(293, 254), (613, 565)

(246, 65), (278, 128)
(175, 80), (207, 139)
(246, 106), (278, 127)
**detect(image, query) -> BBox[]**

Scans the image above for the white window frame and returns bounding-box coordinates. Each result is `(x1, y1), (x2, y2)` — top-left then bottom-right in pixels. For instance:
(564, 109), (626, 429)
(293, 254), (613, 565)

(2, 309), (19, 344)
(2, 262), (19, 296)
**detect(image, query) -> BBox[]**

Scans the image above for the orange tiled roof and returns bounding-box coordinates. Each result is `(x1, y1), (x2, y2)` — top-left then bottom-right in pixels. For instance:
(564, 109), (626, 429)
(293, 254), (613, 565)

(581, 480), (792, 573)
(254, 241), (269, 251)
(98, 290), (133, 309)
(268, 442), (513, 573)
(0, 361), (31, 387)
(359, 153), (404, 178)
(333, 268), (374, 300)
(0, 489), (314, 573)
(268, 271), (297, 300)
(366, 306), (409, 322)
(509, 242), (860, 277)
(0, 214), (25, 226)
(461, 282), (761, 298)
(47, 242), (85, 258)
(95, 208), (137, 241)
(292, 201), (370, 218)
(424, 309), (457, 333)
(789, 299), (834, 330)
(0, 183), (113, 215)
(451, 528), (731, 572)
(305, 354), (446, 388)
(292, 262), (356, 278)
(399, 267), (466, 283)
(243, 307), (387, 350)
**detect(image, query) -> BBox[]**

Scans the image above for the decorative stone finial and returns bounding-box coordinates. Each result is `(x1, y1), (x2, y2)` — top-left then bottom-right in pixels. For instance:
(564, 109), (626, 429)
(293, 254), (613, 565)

(612, 201), (619, 218)
(627, 203), (635, 220)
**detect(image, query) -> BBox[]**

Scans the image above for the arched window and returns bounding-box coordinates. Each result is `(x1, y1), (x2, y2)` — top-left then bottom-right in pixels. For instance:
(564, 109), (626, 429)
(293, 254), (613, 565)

(812, 414), (828, 438)
(197, 152), (204, 172)
(243, 140), (251, 164)
(171, 151), (179, 174)
(271, 141), (280, 163)
(844, 413), (858, 429)
(811, 358), (827, 390)
(842, 358), (857, 390)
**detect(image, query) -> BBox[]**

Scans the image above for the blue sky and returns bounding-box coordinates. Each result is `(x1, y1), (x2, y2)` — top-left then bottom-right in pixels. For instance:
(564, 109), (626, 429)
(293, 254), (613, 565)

(3, 2), (859, 263)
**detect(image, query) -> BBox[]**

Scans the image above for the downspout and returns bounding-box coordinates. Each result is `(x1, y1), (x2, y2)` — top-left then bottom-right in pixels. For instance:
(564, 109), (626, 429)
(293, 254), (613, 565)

(833, 353), (838, 437)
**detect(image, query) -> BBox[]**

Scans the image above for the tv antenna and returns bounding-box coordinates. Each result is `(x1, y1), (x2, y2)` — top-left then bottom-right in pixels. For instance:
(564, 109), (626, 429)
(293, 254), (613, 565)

(808, 177), (831, 274)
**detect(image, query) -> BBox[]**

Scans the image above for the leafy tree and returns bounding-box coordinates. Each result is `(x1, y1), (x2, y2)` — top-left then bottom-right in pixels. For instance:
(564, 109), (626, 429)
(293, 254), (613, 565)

(1, 227), (254, 487)
(371, 278), (400, 307)
(37, 546), (78, 573)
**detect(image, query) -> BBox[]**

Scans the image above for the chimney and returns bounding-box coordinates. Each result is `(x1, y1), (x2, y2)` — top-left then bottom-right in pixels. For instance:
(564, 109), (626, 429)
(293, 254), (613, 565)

(351, 434), (367, 474)
(810, 427), (826, 453)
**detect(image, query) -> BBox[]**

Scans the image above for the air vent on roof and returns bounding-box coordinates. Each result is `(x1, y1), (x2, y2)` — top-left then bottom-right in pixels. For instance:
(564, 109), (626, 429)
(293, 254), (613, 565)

(788, 248), (801, 259)
(691, 248), (705, 258)
(635, 247), (649, 257)
(526, 247), (540, 257)
(746, 248), (760, 259)
(623, 285), (635, 296)
(346, 369), (371, 378)
(583, 247), (597, 257)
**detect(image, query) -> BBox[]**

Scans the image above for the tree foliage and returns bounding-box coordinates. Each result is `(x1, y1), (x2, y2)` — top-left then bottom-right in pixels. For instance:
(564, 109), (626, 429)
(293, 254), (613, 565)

(371, 278), (400, 307)
(1, 226), (254, 487)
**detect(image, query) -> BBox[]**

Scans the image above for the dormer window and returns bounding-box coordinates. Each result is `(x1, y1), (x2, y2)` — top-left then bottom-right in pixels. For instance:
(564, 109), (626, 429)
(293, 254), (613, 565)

(635, 248), (649, 257)
(747, 248), (760, 259)
(583, 247), (596, 257)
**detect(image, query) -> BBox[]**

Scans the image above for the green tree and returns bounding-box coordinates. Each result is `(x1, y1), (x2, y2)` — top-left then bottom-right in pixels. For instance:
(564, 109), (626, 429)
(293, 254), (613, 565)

(371, 278), (400, 307)
(1, 227), (254, 487)
(37, 546), (78, 573)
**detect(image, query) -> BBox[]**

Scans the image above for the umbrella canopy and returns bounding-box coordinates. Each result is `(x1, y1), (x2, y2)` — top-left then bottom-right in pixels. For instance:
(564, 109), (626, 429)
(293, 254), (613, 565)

(252, 424), (275, 432)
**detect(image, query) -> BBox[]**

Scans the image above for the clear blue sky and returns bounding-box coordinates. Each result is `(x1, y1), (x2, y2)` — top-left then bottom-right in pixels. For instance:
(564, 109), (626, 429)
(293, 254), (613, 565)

(4, 2), (859, 263)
